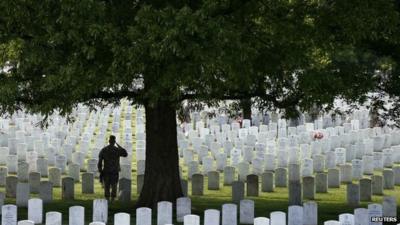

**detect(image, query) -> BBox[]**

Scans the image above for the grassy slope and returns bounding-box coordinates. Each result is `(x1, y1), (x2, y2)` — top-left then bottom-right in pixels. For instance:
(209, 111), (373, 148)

(3, 177), (400, 224)
(2, 104), (399, 225)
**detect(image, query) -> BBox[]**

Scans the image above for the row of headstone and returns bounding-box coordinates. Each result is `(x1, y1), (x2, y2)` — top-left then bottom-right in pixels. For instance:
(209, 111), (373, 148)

(175, 130), (400, 200)
(185, 157), (400, 183)
(2, 196), (396, 225)
(0, 156), (400, 193)
(2, 165), (396, 211)
(1, 176), (133, 206)
(135, 104), (398, 177)
(174, 108), (400, 166)
(177, 140), (400, 174)
(0, 102), (134, 186)
(187, 166), (399, 207)
(163, 195), (397, 225)
(185, 107), (372, 130)
(1, 199), (129, 225)
(178, 115), (398, 147)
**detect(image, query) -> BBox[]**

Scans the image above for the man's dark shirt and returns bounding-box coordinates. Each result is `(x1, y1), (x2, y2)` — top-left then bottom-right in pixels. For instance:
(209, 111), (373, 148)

(98, 144), (128, 174)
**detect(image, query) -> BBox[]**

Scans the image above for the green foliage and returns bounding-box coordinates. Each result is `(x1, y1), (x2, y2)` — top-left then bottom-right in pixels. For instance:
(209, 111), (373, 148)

(1, 0), (399, 119)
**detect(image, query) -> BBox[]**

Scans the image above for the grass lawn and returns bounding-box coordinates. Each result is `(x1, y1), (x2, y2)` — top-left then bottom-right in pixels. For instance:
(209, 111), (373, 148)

(2, 174), (399, 225)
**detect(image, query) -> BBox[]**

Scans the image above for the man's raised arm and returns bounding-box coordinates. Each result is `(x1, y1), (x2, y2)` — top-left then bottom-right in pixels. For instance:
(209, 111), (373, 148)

(116, 143), (128, 157)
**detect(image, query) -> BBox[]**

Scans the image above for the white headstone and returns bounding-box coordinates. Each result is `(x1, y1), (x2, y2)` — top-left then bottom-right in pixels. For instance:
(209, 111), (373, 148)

(339, 213), (354, 225)
(264, 154), (276, 171)
(222, 203), (237, 225)
(157, 201), (172, 225)
(351, 159), (363, 180)
(88, 222), (105, 225)
(303, 201), (317, 225)
(204, 209), (220, 225)
(28, 198), (43, 224)
(254, 217), (270, 225)
(183, 215), (200, 225)
(368, 204), (383, 225)
(45, 212), (62, 225)
(382, 196), (397, 217)
(335, 148), (346, 165)
(16, 182), (30, 207)
(177, 197), (191, 223)
(288, 205), (303, 225)
(354, 208), (368, 225)
(2, 204), (17, 225)
(325, 152), (336, 169)
(270, 211), (286, 225)
(69, 206), (85, 225)
(324, 221), (340, 225)
(114, 213), (130, 225)
(302, 159), (314, 177)
(136, 207), (151, 225)
(373, 152), (383, 171)
(362, 155), (374, 175)
(92, 199), (108, 223)
(17, 220), (35, 225)
(240, 200), (254, 224)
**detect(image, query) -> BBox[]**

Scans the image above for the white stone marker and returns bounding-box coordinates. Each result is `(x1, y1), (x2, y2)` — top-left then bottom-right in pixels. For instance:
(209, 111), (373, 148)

(136, 207), (152, 225)
(28, 198), (43, 224)
(362, 156), (374, 175)
(177, 197), (191, 222)
(351, 159), (363, 180)
(354, 208), (368, 225)
(288, 205), (303, 225)
(0, 192), (4, 208)
(45, 212), (62, 225)
(270, 211), (286, 225)
(324, 221), (340, 225)
(335, 148), (346, 165)
(222, 203), (237, 225)
(17, 220), (34, 225)
(114, 212), (130, 225)
(254, 217), (270, 225)
(69, 206), (85, 225)
(339, 213), (354, 225)
(7, 155), (18, 173)
(2, 204), (17, 225)
(183, 215), (200, 225)
(383, 196), (397, 217)
(204, 209), (220, 225)
(157, 201), (172, 225)
(368, 204), (383, 225)
(303, 201), (317, 225)
(240, 200), (254, 224)
(302, 159), (314, 177)
(92, 199), (108, 224)
(16, 182), (30, 207)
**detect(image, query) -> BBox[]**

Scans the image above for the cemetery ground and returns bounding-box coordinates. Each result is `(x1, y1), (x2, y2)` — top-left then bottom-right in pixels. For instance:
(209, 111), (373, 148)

(1, 167), (399, 224)
(2, 106), (400, 224)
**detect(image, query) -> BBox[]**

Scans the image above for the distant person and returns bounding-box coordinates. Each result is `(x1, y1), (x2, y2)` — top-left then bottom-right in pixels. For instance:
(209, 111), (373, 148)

(262, 112), (270, 125)
(236, 113), (243, 127)
(98, 135), (128, 202)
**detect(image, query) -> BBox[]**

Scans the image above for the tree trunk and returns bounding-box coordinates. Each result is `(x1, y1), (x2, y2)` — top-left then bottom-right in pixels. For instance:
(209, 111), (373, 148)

(136, 100), (183, 208)
(240, 98), (252, 120)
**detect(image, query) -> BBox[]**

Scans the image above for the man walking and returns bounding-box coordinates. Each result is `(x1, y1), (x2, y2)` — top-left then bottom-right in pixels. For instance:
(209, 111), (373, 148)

(98, 135), (128, 202)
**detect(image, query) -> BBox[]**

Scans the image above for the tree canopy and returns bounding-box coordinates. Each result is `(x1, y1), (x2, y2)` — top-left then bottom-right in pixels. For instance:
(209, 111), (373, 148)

(1, 0), (399, 117)
(1, 0), (400, 206)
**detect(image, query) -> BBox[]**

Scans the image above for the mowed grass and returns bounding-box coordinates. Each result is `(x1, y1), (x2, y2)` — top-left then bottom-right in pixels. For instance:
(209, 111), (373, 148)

(2, 174), (400, 225)
(2, 104), (399, 224)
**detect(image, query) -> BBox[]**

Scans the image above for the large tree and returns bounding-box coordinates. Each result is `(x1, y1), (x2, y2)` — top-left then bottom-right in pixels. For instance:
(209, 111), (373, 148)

(1, 0), (399, 207)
